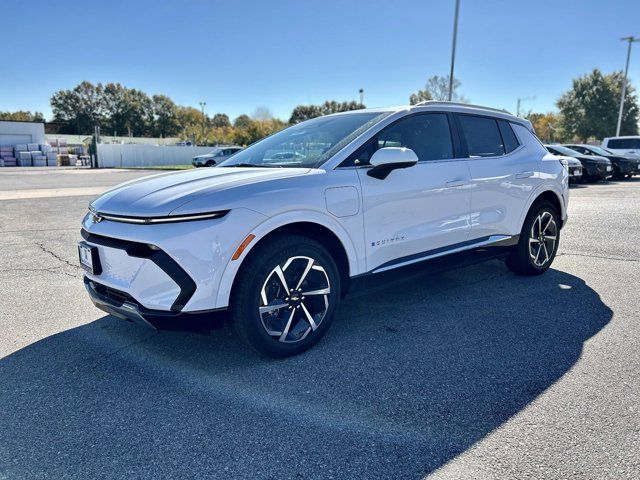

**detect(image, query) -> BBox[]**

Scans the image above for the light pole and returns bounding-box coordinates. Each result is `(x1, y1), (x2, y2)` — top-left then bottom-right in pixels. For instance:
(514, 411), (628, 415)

(616, 36), (639, 137)
(448, 0), (461, 101)
(359, 88), (364, 106)
(516, 96), (535, 117)
(199, 101), (206, 145)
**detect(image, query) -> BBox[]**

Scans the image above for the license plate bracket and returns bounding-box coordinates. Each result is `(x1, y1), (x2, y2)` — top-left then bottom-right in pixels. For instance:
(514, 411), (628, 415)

(78, 242), (102, 275)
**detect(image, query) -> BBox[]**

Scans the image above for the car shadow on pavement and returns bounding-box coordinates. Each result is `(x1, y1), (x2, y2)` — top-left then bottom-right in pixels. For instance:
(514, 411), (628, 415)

(0, 260), (612, 479)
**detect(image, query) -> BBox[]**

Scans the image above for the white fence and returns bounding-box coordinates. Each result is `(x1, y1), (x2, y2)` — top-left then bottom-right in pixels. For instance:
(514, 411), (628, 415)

(97, 144), (215, 168)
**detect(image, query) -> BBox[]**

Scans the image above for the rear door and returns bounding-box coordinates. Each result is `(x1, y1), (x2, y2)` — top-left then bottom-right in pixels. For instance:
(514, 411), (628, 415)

(458, 114), (542, 239)
(353, 112), (472, 272)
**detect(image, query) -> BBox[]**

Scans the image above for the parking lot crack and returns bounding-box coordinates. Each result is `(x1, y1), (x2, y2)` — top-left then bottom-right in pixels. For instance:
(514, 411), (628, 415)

(0, 267), (77, 278)
(558, 251), (640, 263)
(35, 243), (81, 271)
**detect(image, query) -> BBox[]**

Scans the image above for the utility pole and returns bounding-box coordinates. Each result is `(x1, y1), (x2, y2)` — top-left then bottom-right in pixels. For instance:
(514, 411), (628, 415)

(199, 101), (207, 144)
(516, 96), (535, 117)
(359, 88), (364, 106)
(448, 0), (461, 101)
(616, 36), (639, 136)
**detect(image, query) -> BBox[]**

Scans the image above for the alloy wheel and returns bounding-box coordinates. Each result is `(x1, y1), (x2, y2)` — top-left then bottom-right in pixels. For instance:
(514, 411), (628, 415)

(528, 211), (558, 267)
(259, 256), (331, 343)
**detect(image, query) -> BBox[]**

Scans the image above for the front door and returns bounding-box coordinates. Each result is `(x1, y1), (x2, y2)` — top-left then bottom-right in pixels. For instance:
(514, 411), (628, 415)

(353, 113), (472, 273)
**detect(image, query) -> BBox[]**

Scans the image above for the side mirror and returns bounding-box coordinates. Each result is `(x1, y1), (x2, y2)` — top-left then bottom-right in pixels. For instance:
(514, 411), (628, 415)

(367, 147), (419, 180)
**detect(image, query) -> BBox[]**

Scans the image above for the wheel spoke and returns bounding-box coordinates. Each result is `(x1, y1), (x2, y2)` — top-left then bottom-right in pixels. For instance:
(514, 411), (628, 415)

(259, 302), (288, 315)
(541, 242), (550, 264)
(300, 302), (318, 331)
(537, 215), (542, 236)
(279, 309), (296, 342)
(529, 237), (540, 244)
(295, 257), (315, 290)
(301, 287), (330, 296)
(543, 215), (553, 234)
(534, 244), (542, 264)
(544, 235), (556, 241)
(274, 265), (289, 292)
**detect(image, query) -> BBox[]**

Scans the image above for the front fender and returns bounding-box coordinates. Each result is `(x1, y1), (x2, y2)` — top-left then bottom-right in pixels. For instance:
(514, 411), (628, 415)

(214, 209), (363, 308)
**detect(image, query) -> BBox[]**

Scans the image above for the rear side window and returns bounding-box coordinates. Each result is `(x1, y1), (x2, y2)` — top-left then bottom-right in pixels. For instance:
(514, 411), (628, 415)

(458, 115), (505, 157)
(498, 120), (519, 153)
(607, 138), (640, 149)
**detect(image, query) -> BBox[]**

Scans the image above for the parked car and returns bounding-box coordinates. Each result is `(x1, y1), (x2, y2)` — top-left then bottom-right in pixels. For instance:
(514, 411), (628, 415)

(544, 145), (582, 182)
(564, 144), (640, 180)
(79, 102), (568, 357)
(546, 145), (612, 182)
(192, 146), (243, 167)
(601, 136), (640, 157)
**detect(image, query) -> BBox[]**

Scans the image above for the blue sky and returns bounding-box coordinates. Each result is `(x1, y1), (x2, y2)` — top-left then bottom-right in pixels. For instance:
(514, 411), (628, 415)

(1, 0), (639, 121)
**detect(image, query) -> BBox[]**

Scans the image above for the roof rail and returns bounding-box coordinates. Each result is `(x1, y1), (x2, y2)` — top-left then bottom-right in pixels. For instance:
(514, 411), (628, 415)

(414, 100), (513, 116)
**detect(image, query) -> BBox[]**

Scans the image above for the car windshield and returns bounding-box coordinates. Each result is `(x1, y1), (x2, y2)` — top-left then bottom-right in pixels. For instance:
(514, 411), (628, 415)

(586, 146), (612, 156)
(218, 112), (390, 168)
(548, 145), (582, 156)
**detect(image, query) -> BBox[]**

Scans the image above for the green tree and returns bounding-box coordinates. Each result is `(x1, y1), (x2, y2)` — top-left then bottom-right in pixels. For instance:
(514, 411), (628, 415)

(211, 113), (231, 128)
(51, 81), (106, 134)
(288, 100), (365, 124)
(152, 95), (180, 137)
(289, 105), (322, 124)
(557, 69), (639, 141)
(409, 75), (468, 104)
(0, 110), (45, 122)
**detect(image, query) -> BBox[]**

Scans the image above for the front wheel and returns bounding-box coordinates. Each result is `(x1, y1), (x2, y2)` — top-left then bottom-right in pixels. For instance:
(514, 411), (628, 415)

(230, 234), (341, 357)
(506, 202), (560, 276)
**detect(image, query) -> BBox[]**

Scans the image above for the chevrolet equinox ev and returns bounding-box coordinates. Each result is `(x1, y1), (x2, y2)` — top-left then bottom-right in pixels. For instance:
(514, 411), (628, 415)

(80, 102), (569, 357)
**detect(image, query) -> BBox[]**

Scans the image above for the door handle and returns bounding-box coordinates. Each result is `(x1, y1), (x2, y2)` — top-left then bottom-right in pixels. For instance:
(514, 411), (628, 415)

(446, 180), (466, 188)
(515, 171), (533, 179)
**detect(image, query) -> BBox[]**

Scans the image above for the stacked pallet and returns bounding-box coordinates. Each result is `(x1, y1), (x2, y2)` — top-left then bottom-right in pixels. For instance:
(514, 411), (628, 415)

(0, 145), (16, 166)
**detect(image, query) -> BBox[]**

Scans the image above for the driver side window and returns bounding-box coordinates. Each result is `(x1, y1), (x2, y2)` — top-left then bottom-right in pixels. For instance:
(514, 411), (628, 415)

(342, 113), (454, 167)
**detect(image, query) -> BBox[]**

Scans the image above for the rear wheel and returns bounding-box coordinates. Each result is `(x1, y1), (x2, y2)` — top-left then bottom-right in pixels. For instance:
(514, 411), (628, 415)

(230, 234), (340, 357)
(507, 201), (560, 276)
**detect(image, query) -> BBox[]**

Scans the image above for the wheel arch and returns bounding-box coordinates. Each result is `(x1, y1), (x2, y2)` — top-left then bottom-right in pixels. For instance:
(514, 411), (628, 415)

(520, 188), (566, 230)
(215, 212), (361, 308)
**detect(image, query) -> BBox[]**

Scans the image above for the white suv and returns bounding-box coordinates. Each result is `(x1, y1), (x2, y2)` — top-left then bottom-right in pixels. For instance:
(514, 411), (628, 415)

(601, 136), (640, 157)
(79, 102), (568, 357)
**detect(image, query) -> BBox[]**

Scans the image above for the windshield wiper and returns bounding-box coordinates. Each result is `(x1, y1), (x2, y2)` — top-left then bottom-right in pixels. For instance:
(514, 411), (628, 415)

(227, 163), (263, 168)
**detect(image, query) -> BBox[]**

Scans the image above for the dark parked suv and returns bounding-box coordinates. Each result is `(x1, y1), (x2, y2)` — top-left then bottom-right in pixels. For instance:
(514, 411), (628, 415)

(546, 145), (612, 182)
(564, 144), (640, 180)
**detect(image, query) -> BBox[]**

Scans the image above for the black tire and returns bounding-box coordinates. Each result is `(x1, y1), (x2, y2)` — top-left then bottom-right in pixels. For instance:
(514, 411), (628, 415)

(206, 160), (216, 167)
(229, 234), (341, 357)
(506, 201), (560, 276)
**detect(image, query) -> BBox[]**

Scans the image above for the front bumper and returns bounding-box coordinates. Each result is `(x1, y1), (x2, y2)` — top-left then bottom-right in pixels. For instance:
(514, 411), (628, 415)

(568, 166), (582, 179)
(85, 277), (223, 331)
(583, 163), (612, 179)
(81, 207), (266, 312)
(616, 161), (640, 175)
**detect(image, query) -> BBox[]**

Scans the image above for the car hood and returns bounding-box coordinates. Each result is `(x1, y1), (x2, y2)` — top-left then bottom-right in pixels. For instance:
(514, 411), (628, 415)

(576, 155), (610, 164)
(604, 154), (639, 163)
(193, 153), (215, 159)
(91, 167), (311, 217)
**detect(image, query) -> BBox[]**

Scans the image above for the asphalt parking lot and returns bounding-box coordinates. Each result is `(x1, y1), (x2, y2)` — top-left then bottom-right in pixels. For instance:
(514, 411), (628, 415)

(1, 167), (639, 479)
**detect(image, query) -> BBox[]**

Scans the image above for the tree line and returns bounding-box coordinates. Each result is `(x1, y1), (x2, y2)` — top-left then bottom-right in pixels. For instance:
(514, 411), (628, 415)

(0, 81), (366, 146)
(524, 69), (639, 143)
(1, 71), (637, 145)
